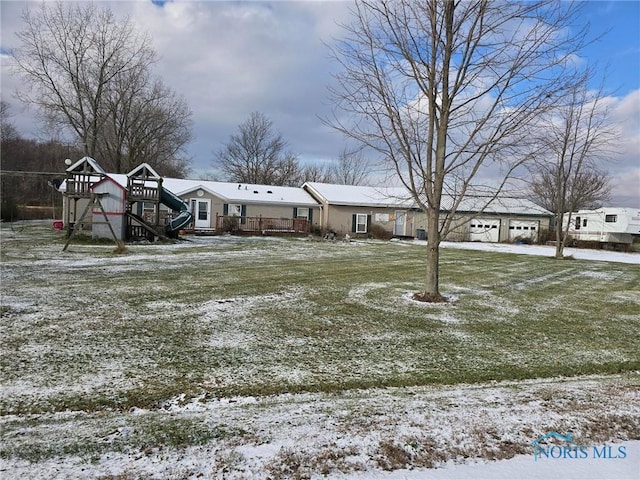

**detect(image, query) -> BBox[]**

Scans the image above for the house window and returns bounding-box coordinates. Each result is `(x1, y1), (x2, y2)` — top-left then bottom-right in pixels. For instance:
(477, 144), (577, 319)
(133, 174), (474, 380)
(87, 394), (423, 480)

(224, 203), (246, 224)
(356, 214), (368, 233)
(227, 204), (242, 217)
(605, 214), (617, 223)
(296, 207), (309, 219)
(198, 202), (208, 220)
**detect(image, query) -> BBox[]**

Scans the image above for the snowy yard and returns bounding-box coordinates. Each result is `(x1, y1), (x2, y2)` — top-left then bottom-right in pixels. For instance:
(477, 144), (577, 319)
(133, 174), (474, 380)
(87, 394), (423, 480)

(1, 222), (639, 479)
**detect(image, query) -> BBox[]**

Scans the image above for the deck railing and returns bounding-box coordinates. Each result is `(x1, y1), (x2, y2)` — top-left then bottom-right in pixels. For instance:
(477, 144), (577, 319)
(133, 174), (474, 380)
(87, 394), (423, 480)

(215, 215), (309, 234)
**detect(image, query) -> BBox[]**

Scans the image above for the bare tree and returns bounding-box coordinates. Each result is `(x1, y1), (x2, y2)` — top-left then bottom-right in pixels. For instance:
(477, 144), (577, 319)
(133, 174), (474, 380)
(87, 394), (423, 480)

(529, 77), (613, 258)
(216, 112), (302, 186)
(328, 146), (371, 185)
(329, 0), (589, 301)
(301, 146), (371, 185)
(12, 1), (191, 175)
(301, 162), (333, 183)
(1, 102), (18, 142)
(100, 72), (192, 176)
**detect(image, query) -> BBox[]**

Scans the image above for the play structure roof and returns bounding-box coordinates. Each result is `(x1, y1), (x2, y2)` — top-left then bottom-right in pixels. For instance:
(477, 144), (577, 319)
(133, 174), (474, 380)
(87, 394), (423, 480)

(65, 156), (106, 174)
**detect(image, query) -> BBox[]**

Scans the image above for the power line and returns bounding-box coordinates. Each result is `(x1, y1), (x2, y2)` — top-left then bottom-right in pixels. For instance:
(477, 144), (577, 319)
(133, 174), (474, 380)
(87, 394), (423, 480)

(0, 170), (64, 176)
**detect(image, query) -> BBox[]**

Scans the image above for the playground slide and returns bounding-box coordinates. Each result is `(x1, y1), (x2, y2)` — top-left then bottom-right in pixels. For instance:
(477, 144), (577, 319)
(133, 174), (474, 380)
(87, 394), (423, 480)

(160, 187), (193, 237)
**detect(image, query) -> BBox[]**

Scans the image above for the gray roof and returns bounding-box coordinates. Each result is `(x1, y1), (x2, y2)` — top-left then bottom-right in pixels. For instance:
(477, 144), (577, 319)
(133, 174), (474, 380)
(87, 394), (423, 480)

(304, 182), (552, 216)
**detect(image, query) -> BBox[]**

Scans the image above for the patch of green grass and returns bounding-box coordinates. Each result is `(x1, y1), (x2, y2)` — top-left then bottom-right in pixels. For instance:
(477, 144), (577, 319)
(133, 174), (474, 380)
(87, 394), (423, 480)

(1, 226), (639, 415)
(0, 412), (235, 463)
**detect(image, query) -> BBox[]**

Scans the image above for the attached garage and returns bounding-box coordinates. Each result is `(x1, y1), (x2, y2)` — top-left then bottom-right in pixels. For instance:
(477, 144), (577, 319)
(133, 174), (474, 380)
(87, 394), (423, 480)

(508, 220), (539, 241)
(469, 218), (500, 242)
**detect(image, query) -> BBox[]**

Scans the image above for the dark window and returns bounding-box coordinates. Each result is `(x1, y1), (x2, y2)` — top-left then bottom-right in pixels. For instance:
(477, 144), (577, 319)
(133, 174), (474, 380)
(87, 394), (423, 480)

(605, 214), (617, 223)
(583, 219), (587, 227)
(198, 202), (207, 220)
(575, 217), (581, 230)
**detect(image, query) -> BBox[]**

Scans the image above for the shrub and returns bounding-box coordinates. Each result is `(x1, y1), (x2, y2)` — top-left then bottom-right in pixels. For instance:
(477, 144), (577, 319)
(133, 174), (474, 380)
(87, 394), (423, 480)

(221, 216), (239, 233)
(369, 223), (393, 240)
(512, 235), (532, 245)
(537, 228), (553, 244)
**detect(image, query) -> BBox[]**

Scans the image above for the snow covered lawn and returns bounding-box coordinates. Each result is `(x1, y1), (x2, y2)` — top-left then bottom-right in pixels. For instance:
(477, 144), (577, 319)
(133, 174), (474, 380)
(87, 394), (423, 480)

(1, 222), (639, 478)
(2, 376), (638, 479)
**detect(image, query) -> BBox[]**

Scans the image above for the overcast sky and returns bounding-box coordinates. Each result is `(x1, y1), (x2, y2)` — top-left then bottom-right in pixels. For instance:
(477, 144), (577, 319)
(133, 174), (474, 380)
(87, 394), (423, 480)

(1, 1), (639, 207)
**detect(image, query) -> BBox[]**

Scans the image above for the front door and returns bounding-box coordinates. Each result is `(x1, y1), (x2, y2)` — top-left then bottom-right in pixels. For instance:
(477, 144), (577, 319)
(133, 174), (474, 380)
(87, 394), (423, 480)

(190, 199), (211, 229)
(394, 210), (406, 236)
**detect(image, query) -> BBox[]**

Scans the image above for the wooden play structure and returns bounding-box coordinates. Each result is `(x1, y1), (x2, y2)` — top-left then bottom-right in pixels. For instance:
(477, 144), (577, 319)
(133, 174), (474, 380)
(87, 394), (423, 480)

(125, 163), (167, 241)
(62, 157), (192, 247)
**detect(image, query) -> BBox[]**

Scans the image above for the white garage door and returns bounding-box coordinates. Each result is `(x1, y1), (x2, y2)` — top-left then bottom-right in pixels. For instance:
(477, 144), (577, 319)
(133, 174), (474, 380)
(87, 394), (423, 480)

(508, 220), (539, 241)
(469, 218), (500, 242)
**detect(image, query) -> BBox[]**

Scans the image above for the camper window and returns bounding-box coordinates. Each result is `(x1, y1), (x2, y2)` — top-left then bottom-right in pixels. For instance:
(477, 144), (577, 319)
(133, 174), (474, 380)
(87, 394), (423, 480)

(575, 217), (581, 230)
(605, 214), (617, 223)
(583, 219), (587, 227)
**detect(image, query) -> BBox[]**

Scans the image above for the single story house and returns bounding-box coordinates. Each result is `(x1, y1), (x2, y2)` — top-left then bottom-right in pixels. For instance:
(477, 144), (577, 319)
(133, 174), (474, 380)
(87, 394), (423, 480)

(161, 179), (320, 233)
(303, 182), (553, 243)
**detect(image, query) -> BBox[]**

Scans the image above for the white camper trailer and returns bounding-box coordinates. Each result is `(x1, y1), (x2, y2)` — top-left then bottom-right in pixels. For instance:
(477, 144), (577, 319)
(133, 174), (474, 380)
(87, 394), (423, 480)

(566, 208), (640, 245)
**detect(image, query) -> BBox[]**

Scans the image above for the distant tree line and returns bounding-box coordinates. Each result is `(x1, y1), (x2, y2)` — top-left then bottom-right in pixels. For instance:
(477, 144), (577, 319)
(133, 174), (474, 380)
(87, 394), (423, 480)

(1, 102), (82, 220)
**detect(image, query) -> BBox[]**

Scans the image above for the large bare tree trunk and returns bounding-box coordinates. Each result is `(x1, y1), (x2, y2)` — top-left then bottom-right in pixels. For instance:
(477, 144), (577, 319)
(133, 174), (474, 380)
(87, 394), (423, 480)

(555, 213), (564, 259)
(421, 211), (443, 302)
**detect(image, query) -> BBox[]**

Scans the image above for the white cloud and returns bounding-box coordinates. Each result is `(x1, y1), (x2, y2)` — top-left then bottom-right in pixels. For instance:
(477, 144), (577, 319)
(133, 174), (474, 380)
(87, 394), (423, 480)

(124, 1), (352, 170)
(604, 89), (640, 206)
